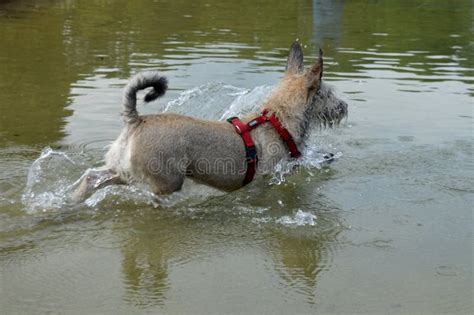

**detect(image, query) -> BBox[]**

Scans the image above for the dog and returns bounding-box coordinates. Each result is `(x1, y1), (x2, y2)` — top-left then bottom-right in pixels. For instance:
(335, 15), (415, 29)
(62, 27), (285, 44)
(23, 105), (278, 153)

(70, 42), (348, 204)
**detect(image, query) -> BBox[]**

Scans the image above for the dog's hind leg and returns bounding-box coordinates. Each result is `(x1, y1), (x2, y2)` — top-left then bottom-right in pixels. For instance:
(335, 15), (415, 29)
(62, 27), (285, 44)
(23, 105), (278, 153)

(147, 172), (185, 196)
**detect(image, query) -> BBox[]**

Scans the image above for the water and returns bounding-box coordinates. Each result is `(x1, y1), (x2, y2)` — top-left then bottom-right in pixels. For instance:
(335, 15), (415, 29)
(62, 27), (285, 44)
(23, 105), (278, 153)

(0, 0), (472, 313)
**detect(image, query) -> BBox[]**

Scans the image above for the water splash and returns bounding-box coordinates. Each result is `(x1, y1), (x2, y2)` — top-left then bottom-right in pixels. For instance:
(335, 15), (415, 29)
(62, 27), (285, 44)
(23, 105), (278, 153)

(276, 209), (317, 226)
(219, 85), (274, 119)
(162, 82), (272, 120)
(252, 209), (318, 227)
(269, 150), (342, 185)
(83, 185), (157, 208)
(22, 147), (79, 212)
(84, 180), (219, 209)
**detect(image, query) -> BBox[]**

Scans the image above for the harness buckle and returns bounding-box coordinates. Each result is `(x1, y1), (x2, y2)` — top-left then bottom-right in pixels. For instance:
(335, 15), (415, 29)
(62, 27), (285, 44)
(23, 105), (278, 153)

(248, 120), (258, 128)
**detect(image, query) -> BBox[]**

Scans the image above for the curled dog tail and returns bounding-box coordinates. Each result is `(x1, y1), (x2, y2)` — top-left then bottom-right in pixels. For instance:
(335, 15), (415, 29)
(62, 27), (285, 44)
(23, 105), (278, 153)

(122, 71), (168, 124)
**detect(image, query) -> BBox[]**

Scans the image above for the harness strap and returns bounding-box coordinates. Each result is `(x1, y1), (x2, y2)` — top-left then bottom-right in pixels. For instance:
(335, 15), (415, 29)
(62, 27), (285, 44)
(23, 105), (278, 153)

(227, 117), (259, 185)
(263, 109), (301, 158)
(227, 109), (301, 186)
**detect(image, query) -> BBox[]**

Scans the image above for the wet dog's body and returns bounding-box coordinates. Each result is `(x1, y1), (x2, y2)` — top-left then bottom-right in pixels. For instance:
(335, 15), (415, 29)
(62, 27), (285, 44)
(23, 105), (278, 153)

(71, 42), (348, 203)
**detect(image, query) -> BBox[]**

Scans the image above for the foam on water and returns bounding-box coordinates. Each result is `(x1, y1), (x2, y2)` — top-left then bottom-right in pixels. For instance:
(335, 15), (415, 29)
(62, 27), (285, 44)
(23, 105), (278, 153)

(251, 209), (318, 227)
(22, 83), (342, 214)
(276, 209), (318, 226)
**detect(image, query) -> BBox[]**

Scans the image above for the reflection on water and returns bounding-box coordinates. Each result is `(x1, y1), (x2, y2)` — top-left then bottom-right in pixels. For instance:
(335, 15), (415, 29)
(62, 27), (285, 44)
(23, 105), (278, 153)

(115, 183), (343, 309)
(312, 0), (344, 45)
(0, 0), (473, 313)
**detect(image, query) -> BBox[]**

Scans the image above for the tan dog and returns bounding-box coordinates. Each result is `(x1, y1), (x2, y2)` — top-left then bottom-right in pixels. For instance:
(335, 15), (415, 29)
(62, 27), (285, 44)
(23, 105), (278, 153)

(71, 42), (348, 203)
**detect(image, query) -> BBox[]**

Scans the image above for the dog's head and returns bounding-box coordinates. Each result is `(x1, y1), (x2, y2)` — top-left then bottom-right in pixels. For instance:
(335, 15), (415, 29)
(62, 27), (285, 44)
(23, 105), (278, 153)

(264, 42), (348, 137)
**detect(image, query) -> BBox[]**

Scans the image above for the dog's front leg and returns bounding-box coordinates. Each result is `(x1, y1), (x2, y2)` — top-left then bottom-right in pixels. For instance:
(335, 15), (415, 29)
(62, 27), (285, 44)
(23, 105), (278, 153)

(69, 168), (123, 204)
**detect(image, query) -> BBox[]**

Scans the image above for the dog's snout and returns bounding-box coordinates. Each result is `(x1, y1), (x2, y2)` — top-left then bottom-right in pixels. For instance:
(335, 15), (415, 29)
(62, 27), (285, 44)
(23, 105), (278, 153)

(338, 101), (348, 116)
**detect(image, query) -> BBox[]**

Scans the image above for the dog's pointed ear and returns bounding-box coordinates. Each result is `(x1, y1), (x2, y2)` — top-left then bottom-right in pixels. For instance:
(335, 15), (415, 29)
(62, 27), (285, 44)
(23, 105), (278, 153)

(306, 48), (323, 91)
(286, 41), (304, 74)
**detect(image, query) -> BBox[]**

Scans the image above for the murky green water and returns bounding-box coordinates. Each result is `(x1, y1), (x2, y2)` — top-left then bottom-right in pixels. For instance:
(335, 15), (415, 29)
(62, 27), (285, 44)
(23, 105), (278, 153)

(0, 0), (473, 313)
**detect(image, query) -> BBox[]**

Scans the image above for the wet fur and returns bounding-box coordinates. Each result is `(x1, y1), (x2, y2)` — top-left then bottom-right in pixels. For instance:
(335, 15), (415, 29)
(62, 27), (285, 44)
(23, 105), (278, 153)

(71, 42), (348, 204)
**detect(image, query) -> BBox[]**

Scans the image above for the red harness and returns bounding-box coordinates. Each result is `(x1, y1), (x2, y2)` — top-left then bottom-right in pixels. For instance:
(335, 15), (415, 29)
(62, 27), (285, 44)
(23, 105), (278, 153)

(227, 109), (301, 186)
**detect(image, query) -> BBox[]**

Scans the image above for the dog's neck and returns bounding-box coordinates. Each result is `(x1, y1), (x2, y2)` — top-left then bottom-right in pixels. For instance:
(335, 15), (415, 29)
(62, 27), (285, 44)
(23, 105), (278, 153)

(260, 104), (312, 146)
(259, 77), (316, 145)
